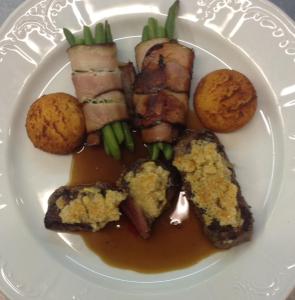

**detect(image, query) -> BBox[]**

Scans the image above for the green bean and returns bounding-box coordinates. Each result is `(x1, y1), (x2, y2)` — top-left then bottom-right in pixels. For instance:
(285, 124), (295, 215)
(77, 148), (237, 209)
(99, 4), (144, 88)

(148, 17), (157, 39)
(95, 23), (105, 44)
(104, 140), (111, 156)
(74, 36), (84, 45)
(63, 28), (76, 46)
(156, 25), (166, 38)
(102, 125), (121, 160)
(158, 142), (164, 151)
(122, 122), (134, 151)
(164, 0), (179, 39)
(142, 25), (150, 42)
(151, 143), (160, 160)
(163, 143), (173, 160)
(112, 121), (124, 144)
(105, 20), (113, 43)
(83, 26), (94, 45)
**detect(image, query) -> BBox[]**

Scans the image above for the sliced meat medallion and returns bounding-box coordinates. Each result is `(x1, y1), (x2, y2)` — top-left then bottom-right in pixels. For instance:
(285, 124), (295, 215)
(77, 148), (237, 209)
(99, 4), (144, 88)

(83, 90), (128, 133)
(133, 90), (188, 127)
(72, 69), (122, 102)
(67, 43), (118, 72)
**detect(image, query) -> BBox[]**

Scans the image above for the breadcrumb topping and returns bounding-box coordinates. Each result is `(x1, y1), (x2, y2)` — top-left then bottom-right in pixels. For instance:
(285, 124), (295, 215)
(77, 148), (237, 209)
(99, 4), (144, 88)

(56, 187), (126, 231)
(124, 161), (169, 219)
(173, 140), (242, 227)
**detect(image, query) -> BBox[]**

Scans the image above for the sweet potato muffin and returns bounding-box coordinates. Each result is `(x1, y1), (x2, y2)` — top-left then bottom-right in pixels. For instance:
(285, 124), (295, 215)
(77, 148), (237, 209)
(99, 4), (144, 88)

(26, 92), (85, 154)
(194, 69), (257, 132)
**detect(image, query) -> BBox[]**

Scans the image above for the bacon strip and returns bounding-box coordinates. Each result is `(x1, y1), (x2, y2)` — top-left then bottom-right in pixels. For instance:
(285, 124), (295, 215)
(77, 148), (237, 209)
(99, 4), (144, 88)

(119, 62), (136, 113)
(83, 91), (128, 133)
(135, 42), (194, 94)
(67, 43), (118, 72)
(133, 90), (188, 127)
(135, 38), (169, 71)
(142, 42), (194, 71)
(72, 70), (122, 102)
(141, 122), (177, 143)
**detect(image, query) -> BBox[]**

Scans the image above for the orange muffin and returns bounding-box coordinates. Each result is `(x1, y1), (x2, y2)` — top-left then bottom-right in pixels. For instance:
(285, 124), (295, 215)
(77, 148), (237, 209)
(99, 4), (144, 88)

(194, 69), (257, 133)
(26, 92), (85, 154)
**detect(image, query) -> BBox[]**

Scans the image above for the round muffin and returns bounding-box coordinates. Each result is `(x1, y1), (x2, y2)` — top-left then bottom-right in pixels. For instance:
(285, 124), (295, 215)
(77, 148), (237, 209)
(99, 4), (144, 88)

(194, 69), (257, 133)
(26, 92), (85, 154)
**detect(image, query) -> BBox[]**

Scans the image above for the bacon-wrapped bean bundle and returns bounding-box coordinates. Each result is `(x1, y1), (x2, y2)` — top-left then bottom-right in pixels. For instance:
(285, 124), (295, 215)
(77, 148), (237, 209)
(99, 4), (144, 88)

(64, 22), (134, 159)
(133, 1), (195, 160)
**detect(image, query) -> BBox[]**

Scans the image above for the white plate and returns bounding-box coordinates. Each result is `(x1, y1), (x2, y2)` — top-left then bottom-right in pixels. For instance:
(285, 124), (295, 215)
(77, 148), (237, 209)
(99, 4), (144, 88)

(0, 0), (295, 299)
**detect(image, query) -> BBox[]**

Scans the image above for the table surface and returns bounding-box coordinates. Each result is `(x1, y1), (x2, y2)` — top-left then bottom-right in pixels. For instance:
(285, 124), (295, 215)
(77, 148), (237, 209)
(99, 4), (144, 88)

(0, 0), (294, 299)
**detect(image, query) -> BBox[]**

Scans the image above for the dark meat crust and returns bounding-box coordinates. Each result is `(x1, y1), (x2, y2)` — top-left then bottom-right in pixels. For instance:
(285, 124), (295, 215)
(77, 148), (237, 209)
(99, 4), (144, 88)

(174, 130), (254, 249)
(118, 159), (181, 239)
(44, 182), (120, 232)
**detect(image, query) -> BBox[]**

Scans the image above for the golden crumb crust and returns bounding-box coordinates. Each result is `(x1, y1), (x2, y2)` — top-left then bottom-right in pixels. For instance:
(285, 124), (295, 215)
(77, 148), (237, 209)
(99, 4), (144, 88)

(26, 92), (85, 154)
(173, 140), (242, 227)
(194, 69), (257, 133)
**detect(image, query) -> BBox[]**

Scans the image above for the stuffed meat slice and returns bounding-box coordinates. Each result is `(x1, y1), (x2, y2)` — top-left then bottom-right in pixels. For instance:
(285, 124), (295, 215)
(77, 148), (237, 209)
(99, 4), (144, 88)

(173, 130), (254, 248)
(119, 160), (180, 238)
(44, 183), (127, 232)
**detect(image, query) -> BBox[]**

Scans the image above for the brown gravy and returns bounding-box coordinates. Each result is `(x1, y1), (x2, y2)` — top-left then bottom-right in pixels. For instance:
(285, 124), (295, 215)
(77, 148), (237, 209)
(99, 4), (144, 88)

(69, 111), (218, 273)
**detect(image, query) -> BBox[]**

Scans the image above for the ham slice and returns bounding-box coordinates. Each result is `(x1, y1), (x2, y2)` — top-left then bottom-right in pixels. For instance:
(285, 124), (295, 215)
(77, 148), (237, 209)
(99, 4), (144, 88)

(67, 43), (118, 72)
(135, 38), (169, 71)
(83, 91), (128, 133)
(133, 90), (188, 126)
(72, 70), (122, 102)
(141, 122), (176, 143)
